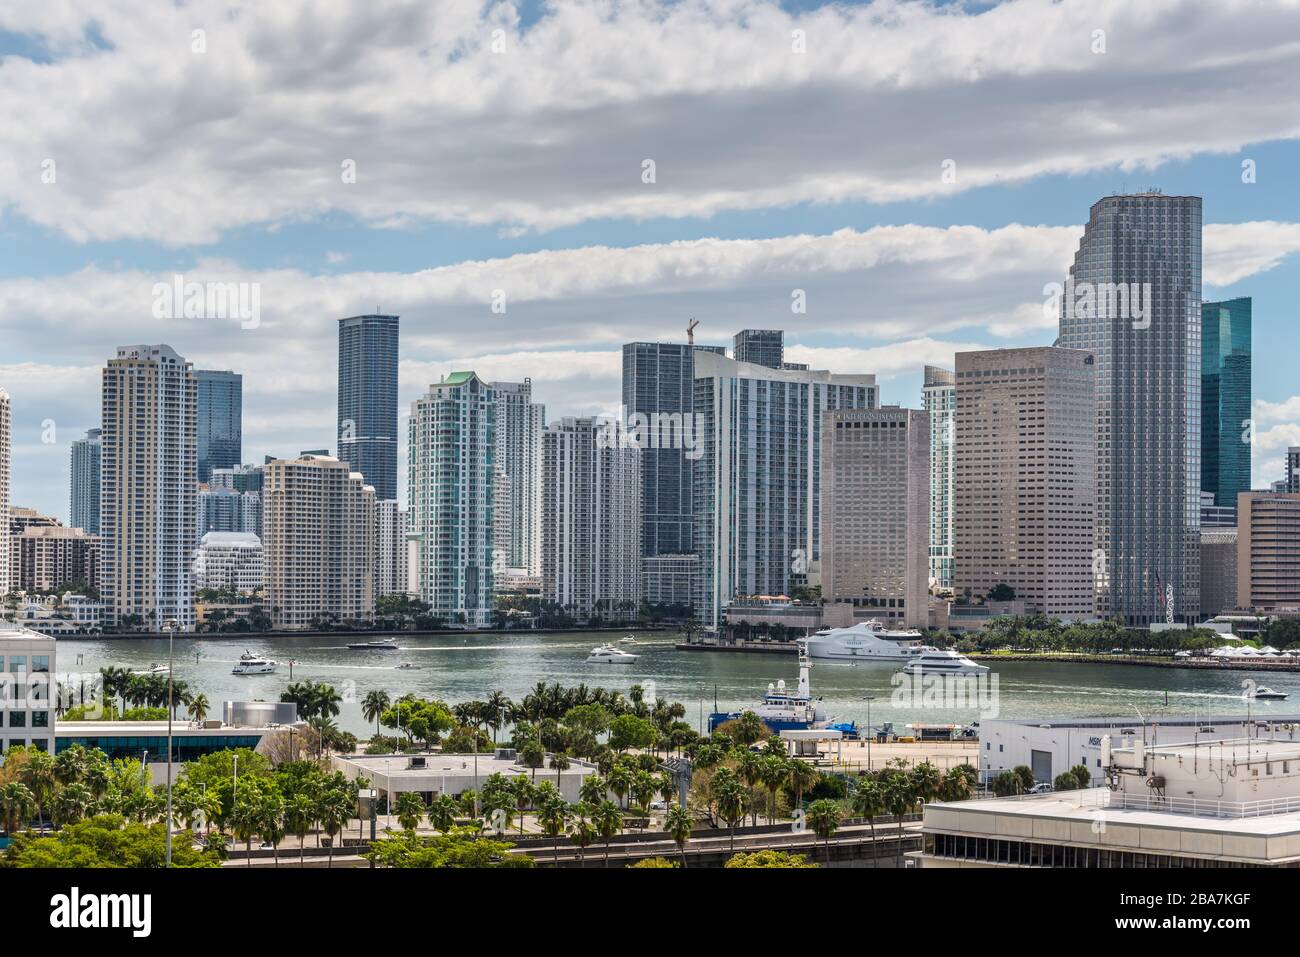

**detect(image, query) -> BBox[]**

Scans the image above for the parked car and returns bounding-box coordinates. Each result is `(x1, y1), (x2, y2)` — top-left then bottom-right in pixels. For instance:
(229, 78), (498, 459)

(1026, 782), (1054, 795)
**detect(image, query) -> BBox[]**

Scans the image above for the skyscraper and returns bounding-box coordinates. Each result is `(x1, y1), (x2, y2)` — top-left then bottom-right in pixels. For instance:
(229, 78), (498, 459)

(953, 347), (1096, 617)
(195, 370), (243, 483)
(540, 417), (642, 616)
(1201, 297), (1251, 511)
(338, 314), (399, 500)
(262, 454), (375, 628)
(732, 329), (784, 369)
(69, 428), (102, 534)
(692, 351), (877, 627)
(197, 486), (262, 541)
(820, 407), (930, 627)
(491, 379), (545, 573)
(408, 372), (496, 627)
(374, 499), (409, 598)
(1058, 192), (1202, 624)
(100, 345), (197, 631)
(0, 387), (10, 596)
(922, 365), (955, 591)
(1236, 491), (1300, 611)
(621, 340), (725, 557)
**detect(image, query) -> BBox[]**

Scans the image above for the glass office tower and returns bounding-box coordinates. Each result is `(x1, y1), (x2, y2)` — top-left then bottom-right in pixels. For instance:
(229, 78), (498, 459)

(337, 314), (399, 500)
(69, 428), (102, 534)
(196, 370), (243, 483)
(1201, 298), (1251, 512)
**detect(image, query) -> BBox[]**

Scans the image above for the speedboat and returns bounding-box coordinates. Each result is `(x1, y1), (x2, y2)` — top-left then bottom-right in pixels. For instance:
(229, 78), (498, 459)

(901, 648), (989, 676)
(347, 638), (399, 650)
(1248, 686), (1289, 700)
(799, 620), (926, 661)
(619, 635), (638, 644)
(709, 656), (842, 733)
(132, 663), (171, 676)
(231, 651), (278, 675)
(586, 643), (639, 664)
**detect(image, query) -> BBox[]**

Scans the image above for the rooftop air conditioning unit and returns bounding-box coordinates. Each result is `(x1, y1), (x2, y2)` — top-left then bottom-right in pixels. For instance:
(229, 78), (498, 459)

(408, 756), (427, 770)
(495, 748), (517, 761)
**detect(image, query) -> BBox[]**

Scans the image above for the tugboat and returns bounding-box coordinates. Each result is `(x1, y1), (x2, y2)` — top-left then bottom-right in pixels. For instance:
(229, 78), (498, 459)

(708, 656), (844, 734)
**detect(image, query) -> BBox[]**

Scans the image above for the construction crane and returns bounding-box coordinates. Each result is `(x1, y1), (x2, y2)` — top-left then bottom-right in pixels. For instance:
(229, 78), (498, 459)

(687, 316), (699, 345)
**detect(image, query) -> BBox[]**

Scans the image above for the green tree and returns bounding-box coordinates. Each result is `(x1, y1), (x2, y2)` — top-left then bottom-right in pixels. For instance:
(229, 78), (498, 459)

(1, 814), (219, 868)
(592, 800), (622, 867)
(852, 778), (885, 868)
(0, 782), (36, 835)
(428, 793), (459, 835)
(805, 798), (843, 864)
(394, 792), (426, 832)
(713, 769), (748, 852)
(362, 690), (391, 741)
(665, 802), (693, 868)
(725, 849), (817, 868)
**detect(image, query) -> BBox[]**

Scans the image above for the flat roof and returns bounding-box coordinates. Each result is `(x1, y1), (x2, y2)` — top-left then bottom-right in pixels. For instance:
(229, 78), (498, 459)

(57, 722), (278, 736)
(336, 753), (596, 778)
(983, 714), (1300, 730)
(1117, 737), (1300, 762)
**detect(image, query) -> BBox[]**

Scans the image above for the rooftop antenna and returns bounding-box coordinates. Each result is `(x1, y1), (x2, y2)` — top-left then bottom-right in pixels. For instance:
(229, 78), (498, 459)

(687, 316), (699, 346)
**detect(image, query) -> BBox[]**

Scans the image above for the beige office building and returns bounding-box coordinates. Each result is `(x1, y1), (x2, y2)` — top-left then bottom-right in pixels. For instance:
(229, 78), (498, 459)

(17, 526), (100, 592)
(820, 407), (929, 628)
(953, 347), (1095, 617)
(1236, 491), (1300, 611)
(100, 345), (197, 632)
(263, 454), (375, 629)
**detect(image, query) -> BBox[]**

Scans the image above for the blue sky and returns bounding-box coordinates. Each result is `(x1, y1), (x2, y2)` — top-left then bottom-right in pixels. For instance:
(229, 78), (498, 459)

(3, 0), (1300, 519)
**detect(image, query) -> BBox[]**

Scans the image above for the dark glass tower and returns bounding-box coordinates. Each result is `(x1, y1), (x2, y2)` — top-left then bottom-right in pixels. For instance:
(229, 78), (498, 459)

(732, 329), (784, 369)
(1201, 298), (1251, 511)
(195, 370), (242, 483)
(70, 427), (102, 534)
(1058, 192), (1201, 624)
(338, 314), (399, 500)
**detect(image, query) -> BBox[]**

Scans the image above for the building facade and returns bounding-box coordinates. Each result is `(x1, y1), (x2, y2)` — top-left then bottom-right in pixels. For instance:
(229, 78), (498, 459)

(1236, 491), (1300, 611)
(100, 345), (197, 632)
(922, 365), (955, 591)
(69, 428), (102, 536)
(0, 388), (9, 597)
(17, 526), (99, 592)
(491, 379), (545, 574)
(692, 351), (877, 628)
(262, 454), (375, 629)
(195, 369), (243, 483)
(197, 486), (262, 542)
(644, 554), (698, 610)
(953, 347), (1096, 617)
(374, 499), (409, 598)
(338, 314), (399, 500)
(408, 372), (496, 628)
(820, 407), (929, 627)
(732, 329), (784, 369)
(1057, 192), (1202, 624)
(0, 626), (55, 752)
(1201, 297), (1251, 515)
(192, 531), (264, 593)
(1200, 527), (1238, 617)
(539, 417), (643, 617)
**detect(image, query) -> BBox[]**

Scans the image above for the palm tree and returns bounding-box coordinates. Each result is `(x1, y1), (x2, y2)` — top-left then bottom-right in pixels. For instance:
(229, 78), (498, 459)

(361, 690), (391, 741)
(579, 774), (607, 807)
(537, 793), (571, 862)
(713, 770), (747, 852)
(20, 748), (57, 826)
(287, 792), (315, 867)
(569, 803), (597, 865)
(258, 793), (286, 867)
(511, 776), (535, 835)
(738, 750), (764, 826)
(665, 802), (693, 867)
(805, 798), (843, 864)
(0, 781), (36, 835)
(394, 792), (426, 832)
(186, 692), (210, 725)
(550, 751), (571, 790)
(760, 754), (788, 824)
(51, 783), (94, 827)
(485, 690), (510, 743)
(53, 744), (89, 788)
(230, 797), (260, 868)
(785, 759), (818, 812)
(607, 763), (632, 812)
(852, 779), (885, 867)
(428, 793), (459, 834)
(882, 773), (915, 866)
(592, 800), (622, 866)
(909, 761), (942, 807)
(630, 769), (657, 820)
(317, 786), (353, 867)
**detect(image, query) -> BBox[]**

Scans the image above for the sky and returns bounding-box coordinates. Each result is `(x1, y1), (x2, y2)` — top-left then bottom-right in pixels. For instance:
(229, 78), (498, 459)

(3, 0), (1300, 521)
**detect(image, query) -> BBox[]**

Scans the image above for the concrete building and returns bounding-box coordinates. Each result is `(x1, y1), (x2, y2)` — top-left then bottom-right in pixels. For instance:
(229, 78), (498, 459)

(491, 379), (545, 575)
(922, 365), (955, 591)
(1201, 527), (1239, 617)
(1058, 192), (1203, 624)
(0, 625), (55, 752)
(1289, 448), (1300, 493)
(197, 485), (262, 542)
(0, 388), (8, 597)
(69, 428), (102, 536)
(262, 454), (375, 629)
(374, 499), (409, 598)
(100, 345), (197, 632)
(195, 369), (242, 483)
(732, 329), (784, 369)
(338, 314), (399, 500)
(953, 347), (1096, 617)
(332, 750), (598, 805)
(209, 463), (264, 493)
(17, 526), (99, 592)
(820, 407), (929, 627)
(192, 531), (264, 593)
(692, 350), (877, 628)
(408, 372), (496, 628)
(644, 553), (697, 610)
(540, 417), (643, 617)
(1201, 297), (1251, 513)
(1236, 490), (1300, 611)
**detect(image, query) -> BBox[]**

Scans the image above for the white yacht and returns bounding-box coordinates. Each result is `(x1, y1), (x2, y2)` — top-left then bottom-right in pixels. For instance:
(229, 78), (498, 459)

(586, 643), (639, 664)
(132, 663), (171, 676)
(231, 651), (278, 675)
(902, 648), (989, 676)
(800, 620), (926, 661)
(619, 635), (638, 645)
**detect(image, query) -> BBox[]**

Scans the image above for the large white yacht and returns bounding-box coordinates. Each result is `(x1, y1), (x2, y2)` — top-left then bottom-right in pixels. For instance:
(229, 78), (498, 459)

(231, 651), (278, 675)
(901, 648), (989, 676)
(586, 643), (639, 664)
(800, 620), (926, 661)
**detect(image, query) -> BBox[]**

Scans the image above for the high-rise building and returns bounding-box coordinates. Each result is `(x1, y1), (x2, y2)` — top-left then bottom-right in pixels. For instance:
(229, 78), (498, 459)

(692, 351), (877, 627)
(1236, 491), (1300, 611)
(1057, 192), (1202, 624)
(197, 486), (262, 541)
(209, 463), (264, 493)
(922, 365), (956, 591)
(191, 531), (263, 593)
(820, 407), (930, 627)
(491, 379), (545, 574)
(953, 347), (1096, 618)
(1201, 298), (1251, 513)
(9, 507), (59, 537)
(69, 428), (102, 535)
(337, 314), (399, 500)
(195, 370), (243, 483)
(262, 454), (375, 629)
(732, 329), (784, 369)
(17, 526), (99, 592)
(539, 417), (642, 617)
(621, 341), (725, 557)
(100, 345), (197, 631)
(374, 499), (409, 598)
(1287, 448), (1300, 493)
(408, 372), (496, 628)
(644, 554), (698, 610)
(0, 387), (10, 596)
(1200, 528), (1237, 617)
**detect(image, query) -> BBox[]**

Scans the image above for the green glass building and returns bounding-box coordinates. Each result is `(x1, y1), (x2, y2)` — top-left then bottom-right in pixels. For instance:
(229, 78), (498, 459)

(1201, 298), (1252, 510)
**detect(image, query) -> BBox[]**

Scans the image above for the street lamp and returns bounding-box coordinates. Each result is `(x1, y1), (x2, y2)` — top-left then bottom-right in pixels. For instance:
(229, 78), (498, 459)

(864, 696), (877, 772)
(165, 618), (178, 867)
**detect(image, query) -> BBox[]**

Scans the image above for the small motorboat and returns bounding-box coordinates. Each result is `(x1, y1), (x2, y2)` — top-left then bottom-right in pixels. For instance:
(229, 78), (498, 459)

(132, 663), (171, 676)
(619, 634), (638, 645)
(347, 638), (400, 651)
(1248, 686), (1289, 700)
(586, 643), (639, 664)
